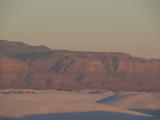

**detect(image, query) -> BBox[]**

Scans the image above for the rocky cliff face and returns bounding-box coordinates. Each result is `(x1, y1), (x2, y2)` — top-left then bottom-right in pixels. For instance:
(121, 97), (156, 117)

(0, 40), (160, 91)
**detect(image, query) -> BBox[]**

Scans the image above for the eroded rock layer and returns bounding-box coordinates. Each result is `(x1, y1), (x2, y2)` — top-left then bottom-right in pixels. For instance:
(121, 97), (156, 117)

(0, 40), (160, 91)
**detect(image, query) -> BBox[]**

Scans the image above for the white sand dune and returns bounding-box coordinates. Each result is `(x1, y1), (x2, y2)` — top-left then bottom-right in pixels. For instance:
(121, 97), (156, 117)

(0, 89), (159, 120)
(97, 92), (160, 109)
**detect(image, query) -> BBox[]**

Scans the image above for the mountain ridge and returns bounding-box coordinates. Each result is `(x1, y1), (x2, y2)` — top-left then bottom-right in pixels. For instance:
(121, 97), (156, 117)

(0, 40), (160, 91)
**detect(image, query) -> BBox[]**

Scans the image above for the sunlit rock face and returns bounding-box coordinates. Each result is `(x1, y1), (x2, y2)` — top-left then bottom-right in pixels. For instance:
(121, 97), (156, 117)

(0, 40), (160, 91)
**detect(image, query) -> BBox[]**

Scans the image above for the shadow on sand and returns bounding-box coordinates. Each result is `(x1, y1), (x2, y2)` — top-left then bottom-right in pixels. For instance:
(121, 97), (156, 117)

(96, 93), (138, 104)
(131, 109), (160, 118)
(0, 111), (155, 120)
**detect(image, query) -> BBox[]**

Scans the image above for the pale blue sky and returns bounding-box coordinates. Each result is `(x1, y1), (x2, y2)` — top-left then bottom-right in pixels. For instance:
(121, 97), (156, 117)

(0, 0), (160, 58)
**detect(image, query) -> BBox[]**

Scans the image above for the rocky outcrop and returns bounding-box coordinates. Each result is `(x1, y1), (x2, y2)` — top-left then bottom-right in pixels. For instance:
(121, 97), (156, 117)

(0, 40), (160, 91)
(0, 55), (29, 88)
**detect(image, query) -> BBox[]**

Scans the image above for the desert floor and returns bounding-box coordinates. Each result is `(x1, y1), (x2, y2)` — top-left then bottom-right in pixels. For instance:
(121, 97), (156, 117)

(0, 89), (159, 120)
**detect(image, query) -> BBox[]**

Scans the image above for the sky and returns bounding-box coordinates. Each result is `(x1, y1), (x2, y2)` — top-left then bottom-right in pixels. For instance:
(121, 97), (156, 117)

(0, 0), (160, 58)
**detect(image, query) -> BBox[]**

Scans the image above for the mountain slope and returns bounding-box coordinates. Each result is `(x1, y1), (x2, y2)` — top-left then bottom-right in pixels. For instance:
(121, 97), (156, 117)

(0, 40), (160, 91)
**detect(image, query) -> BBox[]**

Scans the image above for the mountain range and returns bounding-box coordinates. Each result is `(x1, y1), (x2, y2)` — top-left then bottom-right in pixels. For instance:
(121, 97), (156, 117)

(0, 40), (160, 91)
